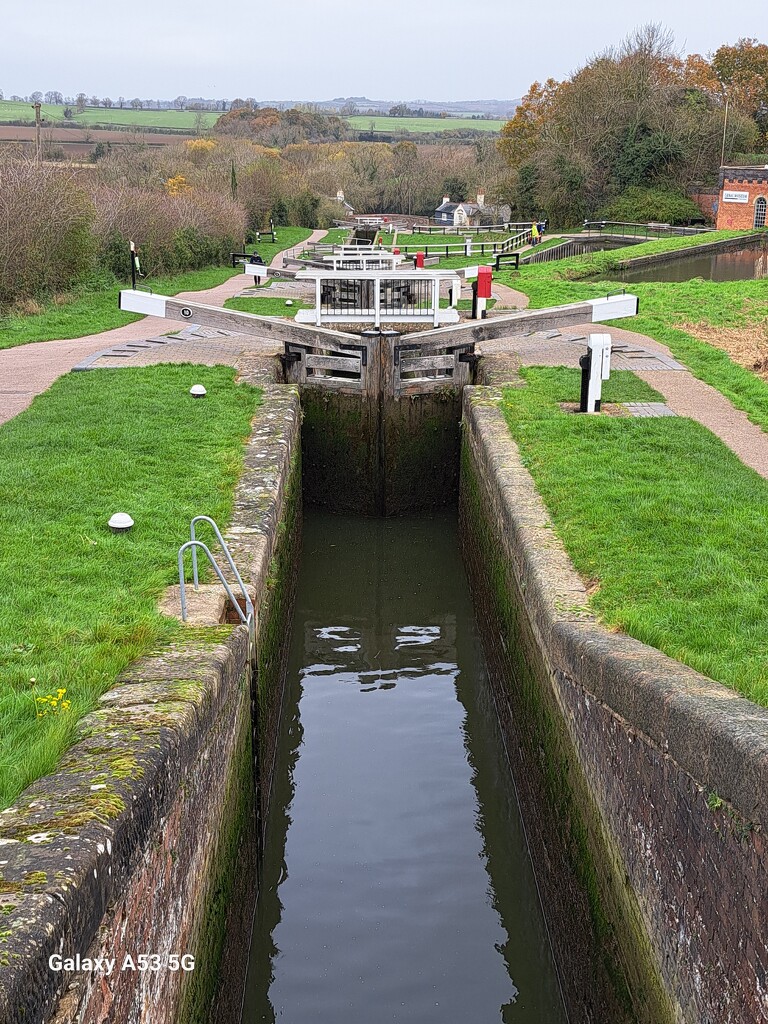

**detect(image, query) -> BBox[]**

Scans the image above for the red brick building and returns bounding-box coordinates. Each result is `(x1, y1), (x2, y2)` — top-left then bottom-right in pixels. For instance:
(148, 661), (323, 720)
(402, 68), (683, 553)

(715, 166), (768, 229)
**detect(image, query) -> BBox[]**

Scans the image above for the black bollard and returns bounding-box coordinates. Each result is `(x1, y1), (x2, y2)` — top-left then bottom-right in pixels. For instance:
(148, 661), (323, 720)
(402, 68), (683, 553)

(579, 352), (591, 412)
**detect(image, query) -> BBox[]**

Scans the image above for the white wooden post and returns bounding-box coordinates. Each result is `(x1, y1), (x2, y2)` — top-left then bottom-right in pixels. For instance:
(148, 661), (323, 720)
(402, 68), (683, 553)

(315, 277), (322, 327)
(374, 278), (381, 328)
(586, 333), (612, 412)
(432, 277), (440, 327)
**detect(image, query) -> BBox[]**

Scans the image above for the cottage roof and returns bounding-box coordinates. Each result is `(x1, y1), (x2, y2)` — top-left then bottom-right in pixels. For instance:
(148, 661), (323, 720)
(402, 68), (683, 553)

(435, 200), (481, 214)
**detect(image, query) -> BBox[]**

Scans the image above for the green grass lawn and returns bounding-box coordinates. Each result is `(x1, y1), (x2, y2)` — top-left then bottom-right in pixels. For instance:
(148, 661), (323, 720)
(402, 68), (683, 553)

(502, 367), (768, 704)
(439, 297), (497, 310)
(498, 231), (768, 431)
(0, 99), (219, 131)
(316, 227), (351, 246)
(347, 115), (505, 133)
(380, 231), (512, 248)
(0, 228), (313, 349)
(245, 226), (312, 265)
(224, 296), (305, 317)
(0, 365), (260, 809)
(0, 266), (239, 349)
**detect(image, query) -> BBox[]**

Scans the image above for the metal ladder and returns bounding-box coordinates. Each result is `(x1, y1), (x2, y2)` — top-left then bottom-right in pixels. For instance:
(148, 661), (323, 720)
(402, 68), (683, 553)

(177, 516), (255, 650)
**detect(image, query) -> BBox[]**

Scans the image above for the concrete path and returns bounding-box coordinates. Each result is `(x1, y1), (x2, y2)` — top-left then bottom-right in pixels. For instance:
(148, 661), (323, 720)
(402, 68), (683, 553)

(492, 281), (529, 309)
(270, 229), (327, 268)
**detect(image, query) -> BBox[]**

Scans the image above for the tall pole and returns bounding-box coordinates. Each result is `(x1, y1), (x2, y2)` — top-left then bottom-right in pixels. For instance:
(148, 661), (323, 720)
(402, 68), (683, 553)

(32, 102), (42, 163)
(720, 97), (729, 169)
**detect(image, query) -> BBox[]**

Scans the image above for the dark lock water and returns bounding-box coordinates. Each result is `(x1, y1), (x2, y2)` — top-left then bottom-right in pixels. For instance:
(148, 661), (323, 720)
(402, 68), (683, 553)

(241, 510), (567, 1024)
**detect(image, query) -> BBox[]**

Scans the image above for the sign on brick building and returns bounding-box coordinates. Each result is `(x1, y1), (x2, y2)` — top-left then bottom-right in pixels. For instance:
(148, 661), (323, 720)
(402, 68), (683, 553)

(716, 166), (768, 229)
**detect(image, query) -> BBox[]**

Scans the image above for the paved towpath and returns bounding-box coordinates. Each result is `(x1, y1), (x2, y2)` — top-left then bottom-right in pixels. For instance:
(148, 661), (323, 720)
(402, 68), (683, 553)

(0, 230), (327, 426)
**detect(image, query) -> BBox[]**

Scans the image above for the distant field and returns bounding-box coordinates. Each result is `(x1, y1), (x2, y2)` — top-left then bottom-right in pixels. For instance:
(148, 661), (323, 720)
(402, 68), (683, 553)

(347, 115), (506, 134)
(0, 100), (219, 131)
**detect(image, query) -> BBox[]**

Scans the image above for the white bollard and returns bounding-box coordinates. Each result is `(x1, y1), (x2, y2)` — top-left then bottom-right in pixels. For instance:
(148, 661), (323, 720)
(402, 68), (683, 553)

(585, 333), (612, 412)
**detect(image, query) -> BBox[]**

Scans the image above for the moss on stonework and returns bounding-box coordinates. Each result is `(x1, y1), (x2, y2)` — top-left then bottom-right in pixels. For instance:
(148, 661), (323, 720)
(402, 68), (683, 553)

(0, 871), (48, 894)
(459, 434), (675, 1024)
(251, 441), (302, 849)
(177, 703), (255, 1023)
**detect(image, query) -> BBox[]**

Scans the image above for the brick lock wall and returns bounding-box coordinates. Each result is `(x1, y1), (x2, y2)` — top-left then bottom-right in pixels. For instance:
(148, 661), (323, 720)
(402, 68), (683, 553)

(459, 387), (768, 1024)
(716, 168), (768, 229)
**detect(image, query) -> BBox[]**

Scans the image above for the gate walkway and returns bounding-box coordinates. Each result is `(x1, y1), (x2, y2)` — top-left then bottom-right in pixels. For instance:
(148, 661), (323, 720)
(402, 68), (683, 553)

(2, 274), (768, 479)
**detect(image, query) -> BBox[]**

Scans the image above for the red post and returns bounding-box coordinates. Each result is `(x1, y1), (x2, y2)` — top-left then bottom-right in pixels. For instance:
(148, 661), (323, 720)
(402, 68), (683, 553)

(415, 251), (425, 268)
(477, 265), (492, 299)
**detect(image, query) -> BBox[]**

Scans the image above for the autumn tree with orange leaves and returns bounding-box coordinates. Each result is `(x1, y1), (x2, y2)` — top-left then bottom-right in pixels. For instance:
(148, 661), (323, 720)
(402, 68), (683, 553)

(498, 25), (759, 226)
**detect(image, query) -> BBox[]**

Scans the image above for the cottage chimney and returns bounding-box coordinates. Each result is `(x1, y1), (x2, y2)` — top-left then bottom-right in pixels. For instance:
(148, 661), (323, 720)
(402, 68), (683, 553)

(442, 194), (450, 205)
(476, 191), (485, 207)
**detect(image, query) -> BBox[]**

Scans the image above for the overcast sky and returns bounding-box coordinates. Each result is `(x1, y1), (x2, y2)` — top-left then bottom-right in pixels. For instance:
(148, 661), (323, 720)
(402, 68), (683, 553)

(2, 0), (765, 103)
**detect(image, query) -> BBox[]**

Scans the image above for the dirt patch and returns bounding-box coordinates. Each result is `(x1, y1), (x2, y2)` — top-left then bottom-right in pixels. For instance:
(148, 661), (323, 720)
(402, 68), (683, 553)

(677, 320), (768, 381)
(558, 402), (630, 417)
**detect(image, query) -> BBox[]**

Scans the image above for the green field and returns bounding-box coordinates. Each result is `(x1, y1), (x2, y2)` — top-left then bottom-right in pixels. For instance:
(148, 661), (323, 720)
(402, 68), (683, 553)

(0, 99), (220, 131)
(346, 115), (506, 134)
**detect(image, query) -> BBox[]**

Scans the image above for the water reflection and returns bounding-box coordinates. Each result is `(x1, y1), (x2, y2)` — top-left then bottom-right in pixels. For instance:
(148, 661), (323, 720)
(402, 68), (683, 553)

(618, 246), (768, 283)
(241, 511), (566, 1023)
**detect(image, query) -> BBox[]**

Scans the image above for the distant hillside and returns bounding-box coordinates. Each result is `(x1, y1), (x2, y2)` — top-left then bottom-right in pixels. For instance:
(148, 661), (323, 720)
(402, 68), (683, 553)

(347, 115), (506, 134)
(262, 97), (519, 118)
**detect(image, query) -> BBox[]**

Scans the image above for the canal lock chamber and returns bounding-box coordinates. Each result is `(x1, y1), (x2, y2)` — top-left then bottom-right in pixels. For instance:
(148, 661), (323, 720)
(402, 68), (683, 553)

(227, 361), (673, 1024)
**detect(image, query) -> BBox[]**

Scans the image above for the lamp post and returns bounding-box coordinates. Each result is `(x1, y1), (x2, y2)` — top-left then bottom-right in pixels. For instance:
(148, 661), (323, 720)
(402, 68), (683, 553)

(720, 97), (730, 169)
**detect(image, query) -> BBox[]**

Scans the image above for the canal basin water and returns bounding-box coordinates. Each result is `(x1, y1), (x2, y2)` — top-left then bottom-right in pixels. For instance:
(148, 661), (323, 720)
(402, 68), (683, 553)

(617, 246), (767, 283)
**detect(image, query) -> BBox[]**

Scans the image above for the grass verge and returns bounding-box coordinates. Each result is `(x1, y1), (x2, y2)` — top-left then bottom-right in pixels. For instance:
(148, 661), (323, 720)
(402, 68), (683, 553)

(0, 364), (260, 809)
(0, 266), (239, 350)
(496, 232), (768, 431)
(0, 228), (313, 350)
(246, 226), (312, 265)
(224, 296), (305, 316)
(502, 367), (768, 704)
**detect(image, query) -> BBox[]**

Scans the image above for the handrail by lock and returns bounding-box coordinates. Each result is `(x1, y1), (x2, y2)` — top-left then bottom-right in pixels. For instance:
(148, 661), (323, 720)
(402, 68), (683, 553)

(177, 516), (255, 648)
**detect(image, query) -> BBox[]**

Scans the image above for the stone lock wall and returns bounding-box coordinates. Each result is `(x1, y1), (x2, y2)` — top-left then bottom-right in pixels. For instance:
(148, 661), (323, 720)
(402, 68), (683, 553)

(459, 385), (768, 1024)
(0, 383), (302, 1024)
